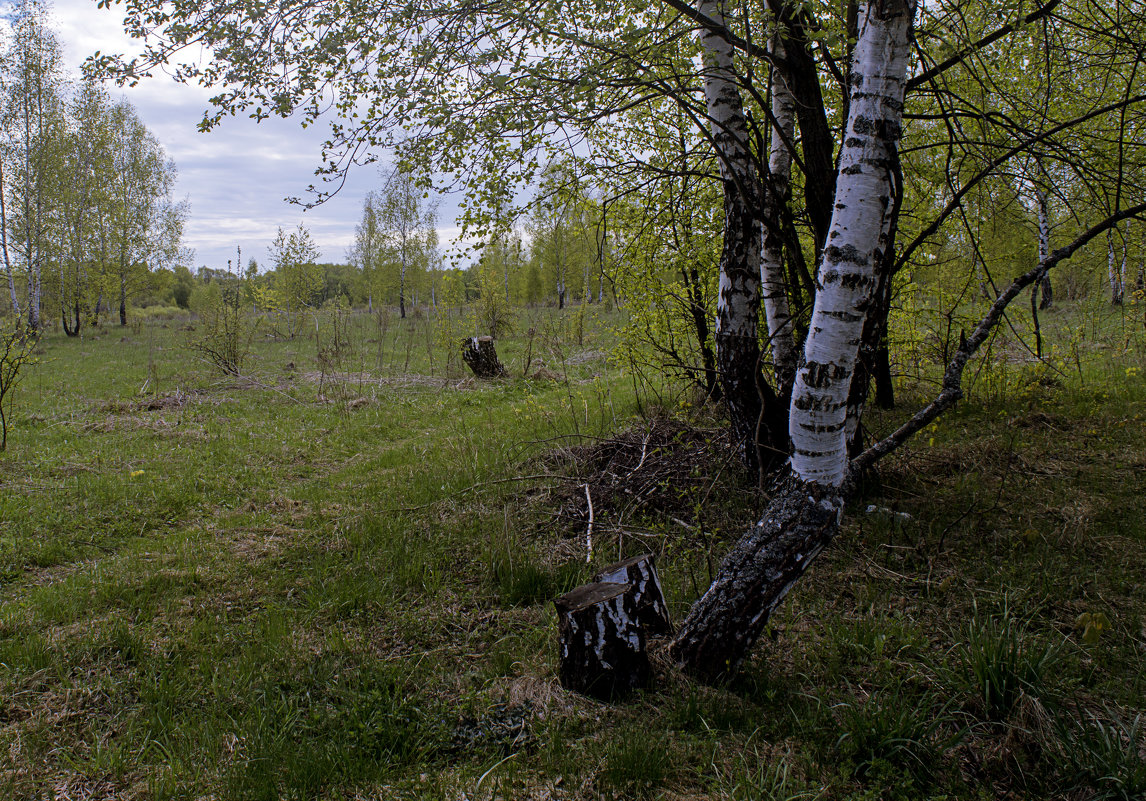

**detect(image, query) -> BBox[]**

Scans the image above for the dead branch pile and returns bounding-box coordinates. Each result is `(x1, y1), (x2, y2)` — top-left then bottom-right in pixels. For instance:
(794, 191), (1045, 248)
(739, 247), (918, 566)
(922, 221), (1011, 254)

(537, 419), (750, 534)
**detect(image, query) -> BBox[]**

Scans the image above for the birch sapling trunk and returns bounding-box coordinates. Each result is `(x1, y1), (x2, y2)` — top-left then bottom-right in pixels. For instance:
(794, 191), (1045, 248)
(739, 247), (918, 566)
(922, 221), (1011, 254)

(1138, 230), (1145, 292)
(699, 0), (768, 473)
(1109, 229), (1123, 305)
(761, 33), (798, 393)
(400, 253), (407, 319)
(671, 0), (917, 681)
(0, 161), (20, 319)
(1036, 189), (1053, 309)
(1120, 221), (1129, 302)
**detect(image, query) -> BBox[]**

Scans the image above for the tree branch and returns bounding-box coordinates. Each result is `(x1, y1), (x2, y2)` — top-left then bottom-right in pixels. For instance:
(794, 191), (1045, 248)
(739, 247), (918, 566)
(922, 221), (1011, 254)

(906, 0), (1061, 91)
(849, 201), (1146, 479)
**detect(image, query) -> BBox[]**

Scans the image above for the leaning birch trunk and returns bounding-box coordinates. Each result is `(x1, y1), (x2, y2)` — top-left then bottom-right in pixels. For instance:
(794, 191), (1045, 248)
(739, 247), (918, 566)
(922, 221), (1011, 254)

(700, 0), (767, 473)
(761, 33), (799, 392)
(671, 0), (917, 681)
(1036, 189), (1053, 309)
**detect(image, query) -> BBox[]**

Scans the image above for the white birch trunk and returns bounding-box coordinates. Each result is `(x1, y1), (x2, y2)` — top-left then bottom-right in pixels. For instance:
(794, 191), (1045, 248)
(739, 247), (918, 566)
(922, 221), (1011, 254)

(1120, 221), (1129, 300)
(701, 0), (760, 338)
(1109, 229), (1123, 305)
(761, 33), (798, 388)
(0, 161), (19, 318)
(788, 0), (916, 489)
(700, 0), (767, 468)
(671, 0), (919, 679)
(1139, 230), (1145, 292)
(1036, 189), (1052, 308)
(1037, 190), (1050, 265)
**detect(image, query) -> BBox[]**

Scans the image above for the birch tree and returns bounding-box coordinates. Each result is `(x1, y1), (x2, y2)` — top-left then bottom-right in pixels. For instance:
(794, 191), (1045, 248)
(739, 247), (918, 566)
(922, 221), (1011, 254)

(697, 0), (770, 474)
(376, 166), (435, 319)
(105, 99), (184, 325)
(1, 0), (65, 331)
(55, 81), (113, 336)
(668, 0), (918, 675)
(267, 223), (321, 338)
(350, 191), (381, 313)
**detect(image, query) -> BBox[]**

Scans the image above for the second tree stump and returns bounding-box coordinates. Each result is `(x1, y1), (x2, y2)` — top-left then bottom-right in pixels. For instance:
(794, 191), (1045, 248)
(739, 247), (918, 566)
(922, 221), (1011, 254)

(554, 581), (651, 701)
(461, 336), (508, 378)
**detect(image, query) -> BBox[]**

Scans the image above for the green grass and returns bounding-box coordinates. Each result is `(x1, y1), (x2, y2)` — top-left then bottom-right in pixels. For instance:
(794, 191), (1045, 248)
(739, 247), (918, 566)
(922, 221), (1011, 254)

(1, 296), (1145, 799)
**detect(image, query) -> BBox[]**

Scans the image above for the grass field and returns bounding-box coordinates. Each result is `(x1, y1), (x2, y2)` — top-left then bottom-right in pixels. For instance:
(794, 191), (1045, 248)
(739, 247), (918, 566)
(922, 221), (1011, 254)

(1, 298), (1144, 800)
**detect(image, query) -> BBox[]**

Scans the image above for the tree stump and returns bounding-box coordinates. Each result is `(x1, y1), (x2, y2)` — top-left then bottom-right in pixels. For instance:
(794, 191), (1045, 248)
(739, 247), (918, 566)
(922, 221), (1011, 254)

(554, 581), (650, 700)
(594, 553), (673, 636)
(461, 336), (507, 378)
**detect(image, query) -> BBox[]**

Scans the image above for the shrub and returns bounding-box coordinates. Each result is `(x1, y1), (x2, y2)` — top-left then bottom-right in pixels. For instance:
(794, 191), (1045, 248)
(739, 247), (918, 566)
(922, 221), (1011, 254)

(0, 316), (37, 451)
(189, 282), (257, 375)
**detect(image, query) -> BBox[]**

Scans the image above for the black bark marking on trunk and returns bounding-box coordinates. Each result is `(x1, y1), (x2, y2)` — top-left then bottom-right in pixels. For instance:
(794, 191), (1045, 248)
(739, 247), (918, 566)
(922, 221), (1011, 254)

(822, 242), (871, 268)
(801, 361), (850, 388)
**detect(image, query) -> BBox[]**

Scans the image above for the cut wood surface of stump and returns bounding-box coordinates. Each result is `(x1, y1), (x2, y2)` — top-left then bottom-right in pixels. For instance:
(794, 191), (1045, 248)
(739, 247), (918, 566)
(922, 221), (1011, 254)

(594, 553), (673, 636)
(554, 581), (650, 701)
(461, 336), (507, 378)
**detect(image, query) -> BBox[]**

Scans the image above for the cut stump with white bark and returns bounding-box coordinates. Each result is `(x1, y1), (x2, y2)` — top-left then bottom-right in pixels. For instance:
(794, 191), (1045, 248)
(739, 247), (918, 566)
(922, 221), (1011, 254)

(555, 581), (650, 700)
(594, 554), (673, 637)
(461, 336), (508, 378)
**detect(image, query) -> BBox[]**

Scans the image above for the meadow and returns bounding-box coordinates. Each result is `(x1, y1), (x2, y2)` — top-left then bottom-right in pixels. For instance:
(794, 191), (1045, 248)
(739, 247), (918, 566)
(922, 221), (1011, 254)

(0, 297), (1144, 800)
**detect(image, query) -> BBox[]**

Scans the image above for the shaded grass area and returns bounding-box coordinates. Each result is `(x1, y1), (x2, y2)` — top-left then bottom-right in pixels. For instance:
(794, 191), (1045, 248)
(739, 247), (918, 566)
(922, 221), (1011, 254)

(1, 302), (1144, 799)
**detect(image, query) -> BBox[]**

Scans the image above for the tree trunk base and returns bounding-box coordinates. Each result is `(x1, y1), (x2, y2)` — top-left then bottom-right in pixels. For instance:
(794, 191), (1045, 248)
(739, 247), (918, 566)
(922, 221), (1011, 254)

(461, 336), (508, 378)
(668, 472), (842, 682)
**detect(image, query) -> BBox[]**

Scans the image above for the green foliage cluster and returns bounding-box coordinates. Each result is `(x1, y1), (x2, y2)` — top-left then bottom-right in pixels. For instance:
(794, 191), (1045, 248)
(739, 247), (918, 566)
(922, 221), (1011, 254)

(1, 0), (185, 333)
(188, 280), (257, 376)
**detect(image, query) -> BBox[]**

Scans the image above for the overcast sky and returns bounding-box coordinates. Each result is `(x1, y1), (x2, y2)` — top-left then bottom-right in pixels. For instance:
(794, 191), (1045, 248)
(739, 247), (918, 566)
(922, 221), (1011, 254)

(49, 0), (464, 272)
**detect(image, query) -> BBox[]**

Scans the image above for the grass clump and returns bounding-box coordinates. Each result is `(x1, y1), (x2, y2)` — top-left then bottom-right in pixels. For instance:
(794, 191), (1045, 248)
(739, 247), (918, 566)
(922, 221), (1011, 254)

(597, 727), (672, 799)
(833, 685), (962, 788)
(727, 754), (821, 801)
(957, 600), (1062, 720)
(1056, 708), (1146, 801)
